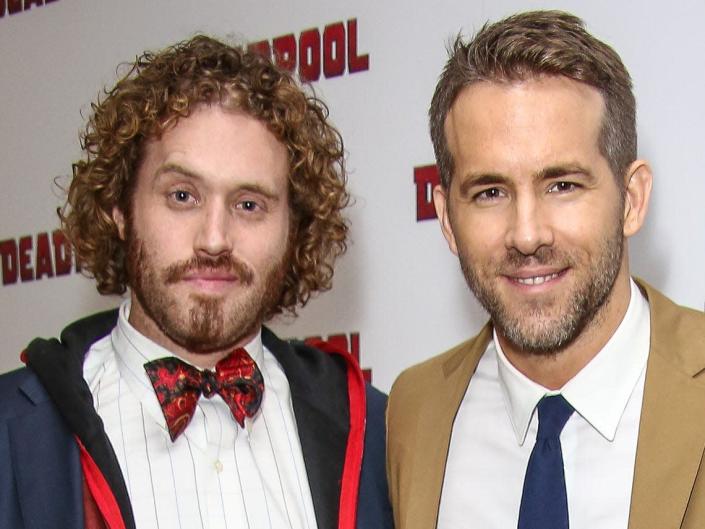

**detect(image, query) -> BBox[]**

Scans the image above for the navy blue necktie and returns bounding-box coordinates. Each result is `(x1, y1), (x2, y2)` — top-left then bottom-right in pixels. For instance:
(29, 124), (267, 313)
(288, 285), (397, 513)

(518, 395), (574, 529)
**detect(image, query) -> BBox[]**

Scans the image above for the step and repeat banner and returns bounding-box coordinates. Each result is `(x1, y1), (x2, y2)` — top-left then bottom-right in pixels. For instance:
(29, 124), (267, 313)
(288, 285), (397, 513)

(2, 0), (704, 391)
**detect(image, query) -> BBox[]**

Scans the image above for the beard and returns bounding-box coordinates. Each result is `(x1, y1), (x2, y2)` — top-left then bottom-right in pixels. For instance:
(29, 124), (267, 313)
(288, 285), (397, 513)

(458, 218), (624, 356)
(125, 227), (288, 354)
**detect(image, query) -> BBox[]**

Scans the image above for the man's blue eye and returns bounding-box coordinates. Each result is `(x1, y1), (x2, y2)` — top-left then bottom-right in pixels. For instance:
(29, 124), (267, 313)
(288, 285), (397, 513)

(550, 182), (577, 193)
(475, 188), (503, 201)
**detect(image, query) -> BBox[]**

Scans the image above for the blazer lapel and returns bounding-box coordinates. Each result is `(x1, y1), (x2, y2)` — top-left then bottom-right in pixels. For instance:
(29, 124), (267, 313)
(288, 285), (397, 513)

(9, 375), (84, 529)
(24, 312), (136, 529)
(262, 327), (349, 529)
(402, 326), (491, 529)
(628, 282), (705, 529)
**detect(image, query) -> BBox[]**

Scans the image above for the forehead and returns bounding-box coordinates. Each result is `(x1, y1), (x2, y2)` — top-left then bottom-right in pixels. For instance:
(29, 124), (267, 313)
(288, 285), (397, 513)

(445, 76), (607, 176)
(136, 105), (289, 192)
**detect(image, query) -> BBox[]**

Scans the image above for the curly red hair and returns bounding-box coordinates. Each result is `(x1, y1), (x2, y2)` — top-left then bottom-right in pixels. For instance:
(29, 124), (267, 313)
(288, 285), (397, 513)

(60, 35), (349, 317)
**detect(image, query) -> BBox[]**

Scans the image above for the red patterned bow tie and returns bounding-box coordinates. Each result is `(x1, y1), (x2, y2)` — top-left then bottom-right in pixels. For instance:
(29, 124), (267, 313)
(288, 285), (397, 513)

(144, 348), (265, 441)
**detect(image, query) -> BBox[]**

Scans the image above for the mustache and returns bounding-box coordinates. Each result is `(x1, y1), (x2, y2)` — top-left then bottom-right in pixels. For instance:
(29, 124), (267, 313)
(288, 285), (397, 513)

(499, 247), (574, 272)
(163, 254), (254, 285)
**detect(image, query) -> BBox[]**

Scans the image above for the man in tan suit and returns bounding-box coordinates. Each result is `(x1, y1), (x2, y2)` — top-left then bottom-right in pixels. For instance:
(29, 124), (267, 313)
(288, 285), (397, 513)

(387, 10), (705, 529)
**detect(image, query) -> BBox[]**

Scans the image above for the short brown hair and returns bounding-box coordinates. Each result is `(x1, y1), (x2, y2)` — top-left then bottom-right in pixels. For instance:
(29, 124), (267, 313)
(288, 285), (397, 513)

(60, 35), (349, 317)
(430, 10), (636, 188)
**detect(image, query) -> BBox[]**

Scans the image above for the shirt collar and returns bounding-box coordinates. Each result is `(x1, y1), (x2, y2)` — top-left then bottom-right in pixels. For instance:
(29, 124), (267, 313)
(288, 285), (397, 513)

(111, 299), (264, 406)
(496, 279), (651, 445)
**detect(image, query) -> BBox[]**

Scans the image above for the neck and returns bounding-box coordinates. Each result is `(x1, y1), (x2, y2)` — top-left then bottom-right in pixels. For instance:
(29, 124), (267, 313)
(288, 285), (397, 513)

(499, 271), (633, 390)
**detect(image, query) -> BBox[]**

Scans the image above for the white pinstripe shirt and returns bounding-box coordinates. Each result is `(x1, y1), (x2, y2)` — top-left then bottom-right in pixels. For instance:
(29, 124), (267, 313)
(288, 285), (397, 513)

(83, 300), (318, 529)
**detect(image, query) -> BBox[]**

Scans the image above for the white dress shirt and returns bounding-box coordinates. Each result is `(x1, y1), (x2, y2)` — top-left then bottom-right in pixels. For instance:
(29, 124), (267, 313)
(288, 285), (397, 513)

(83, 300), (318, 529)
(438, 279), (650, 529)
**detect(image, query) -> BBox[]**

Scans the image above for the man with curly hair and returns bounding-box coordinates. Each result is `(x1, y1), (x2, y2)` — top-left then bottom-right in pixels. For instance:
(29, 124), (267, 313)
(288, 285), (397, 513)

(0, 35), (392, 529)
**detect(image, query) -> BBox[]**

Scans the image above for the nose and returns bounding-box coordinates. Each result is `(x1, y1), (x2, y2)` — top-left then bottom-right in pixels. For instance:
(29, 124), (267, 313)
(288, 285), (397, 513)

(194, 201), (233, 257)
(504, 194), (554, 256)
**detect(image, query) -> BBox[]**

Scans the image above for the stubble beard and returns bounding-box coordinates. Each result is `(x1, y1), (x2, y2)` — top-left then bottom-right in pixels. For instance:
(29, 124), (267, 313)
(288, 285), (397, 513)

(126, 228), (288, 354)
(458, 219), (625, 356)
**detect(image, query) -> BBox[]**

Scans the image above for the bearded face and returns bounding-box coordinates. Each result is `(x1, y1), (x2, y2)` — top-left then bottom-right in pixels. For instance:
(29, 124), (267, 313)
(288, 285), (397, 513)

(456, 225), (623, 354)
(127, 231), (288, 353)
(435, 77), (632, 357)
(115, 106), (293, 357)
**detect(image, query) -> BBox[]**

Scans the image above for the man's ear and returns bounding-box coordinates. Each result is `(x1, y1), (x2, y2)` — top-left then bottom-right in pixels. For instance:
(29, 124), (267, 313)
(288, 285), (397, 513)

(113, 206), (126, 241)
(433, 184), (459, 256)
(622, 160), (653, 238)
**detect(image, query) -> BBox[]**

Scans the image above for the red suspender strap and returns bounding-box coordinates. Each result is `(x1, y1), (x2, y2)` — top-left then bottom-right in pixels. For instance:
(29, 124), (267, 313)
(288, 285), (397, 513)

(309, 340), (367, 529)
(74, 436), (127, 529)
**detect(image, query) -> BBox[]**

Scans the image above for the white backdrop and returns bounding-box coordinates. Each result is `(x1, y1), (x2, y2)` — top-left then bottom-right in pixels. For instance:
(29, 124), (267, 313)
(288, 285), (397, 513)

(1, 0), (704, 392)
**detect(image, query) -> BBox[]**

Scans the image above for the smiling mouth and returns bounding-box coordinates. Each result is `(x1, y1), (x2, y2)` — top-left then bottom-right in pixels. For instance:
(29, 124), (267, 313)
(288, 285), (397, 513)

(512, 271), (563, 286)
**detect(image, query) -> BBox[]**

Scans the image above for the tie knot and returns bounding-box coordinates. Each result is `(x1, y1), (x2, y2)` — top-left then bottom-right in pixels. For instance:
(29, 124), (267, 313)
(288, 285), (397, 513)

(536, 395), (574, 440)
(200, 369), (218, 398)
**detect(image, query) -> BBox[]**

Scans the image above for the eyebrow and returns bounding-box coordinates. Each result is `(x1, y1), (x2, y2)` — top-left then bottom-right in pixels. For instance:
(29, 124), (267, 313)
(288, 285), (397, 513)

(457, 173), (509, 197)
(536, 164), (594, 181)
(154, 162), (281, 201)
(154, 162), (203, 182)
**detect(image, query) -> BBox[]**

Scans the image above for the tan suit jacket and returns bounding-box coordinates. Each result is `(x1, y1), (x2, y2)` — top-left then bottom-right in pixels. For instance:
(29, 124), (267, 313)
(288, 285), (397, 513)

(387, 280), (705, 529)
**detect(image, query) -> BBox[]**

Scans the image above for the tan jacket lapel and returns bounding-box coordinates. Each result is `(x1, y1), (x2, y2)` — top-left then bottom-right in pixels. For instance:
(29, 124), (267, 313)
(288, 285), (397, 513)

(388, 325), (491, 529)
(628, 281), (705, 529)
